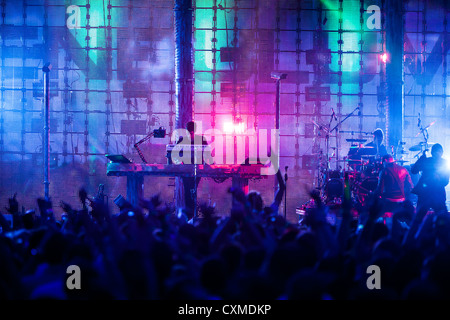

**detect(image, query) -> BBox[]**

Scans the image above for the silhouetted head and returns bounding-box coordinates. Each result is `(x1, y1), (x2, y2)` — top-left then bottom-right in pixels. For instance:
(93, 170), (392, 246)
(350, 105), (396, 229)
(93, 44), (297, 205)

(382, 154), (394, 167)
(431, 143), (443, 159)
(23, 209), (36, 229)
(246, 191), (263, 213)
(373, 128), (384, 145)
(186, 121), (196, 134)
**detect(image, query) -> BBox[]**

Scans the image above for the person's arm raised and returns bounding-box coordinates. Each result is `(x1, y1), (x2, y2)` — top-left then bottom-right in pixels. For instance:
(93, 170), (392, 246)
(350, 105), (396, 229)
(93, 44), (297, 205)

(303, 190), (339, 257)
(6, 193), (21, 230)
(270, 168), (286, 211)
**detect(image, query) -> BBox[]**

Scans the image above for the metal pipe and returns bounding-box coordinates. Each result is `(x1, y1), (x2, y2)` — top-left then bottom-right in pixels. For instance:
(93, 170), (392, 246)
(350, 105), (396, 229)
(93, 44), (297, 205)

(174, 0), (193, 130)
(174, 0), (194, 212)
(42, 63), (52, 200)
(386, 0), (404, 150)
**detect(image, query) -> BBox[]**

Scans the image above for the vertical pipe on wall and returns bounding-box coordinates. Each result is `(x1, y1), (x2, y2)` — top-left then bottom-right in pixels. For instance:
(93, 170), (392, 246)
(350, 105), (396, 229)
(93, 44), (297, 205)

(0, 0), (5, 189)
(385, 0), (404, 150)
(174, 0), (193, 131)
(42, 63), (52, 200)
(174, 0), (194, 209)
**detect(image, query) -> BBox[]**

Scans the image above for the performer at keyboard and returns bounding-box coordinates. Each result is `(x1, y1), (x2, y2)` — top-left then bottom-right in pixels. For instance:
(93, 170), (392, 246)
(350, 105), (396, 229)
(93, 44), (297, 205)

(411, 143), (449, 214)
(176, 121), (209, 220)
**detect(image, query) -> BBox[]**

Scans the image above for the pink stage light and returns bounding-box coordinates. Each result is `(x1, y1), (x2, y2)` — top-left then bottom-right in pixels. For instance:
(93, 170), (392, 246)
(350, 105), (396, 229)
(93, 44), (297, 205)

(223, 118), (245, 134)
(223, 121), (235, 134)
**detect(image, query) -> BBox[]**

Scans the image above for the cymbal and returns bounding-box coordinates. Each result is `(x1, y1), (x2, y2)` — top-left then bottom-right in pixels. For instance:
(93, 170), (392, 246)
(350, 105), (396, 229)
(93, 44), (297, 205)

(346, 138), (367, 143)
(349, 145), (374, 149)
(396, 160), (409, 164)
(340, 130), (373, 135)
(337, 159), (364, 163)
(409, 142), (434, 151)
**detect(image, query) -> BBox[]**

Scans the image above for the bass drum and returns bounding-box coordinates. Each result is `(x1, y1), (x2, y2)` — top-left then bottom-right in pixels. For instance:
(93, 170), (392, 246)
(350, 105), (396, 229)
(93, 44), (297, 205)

(325, 178), (344, 200)
(328, 170), (342, 179)
(363, 160), (382, 178)
(357, 177), (379, 205)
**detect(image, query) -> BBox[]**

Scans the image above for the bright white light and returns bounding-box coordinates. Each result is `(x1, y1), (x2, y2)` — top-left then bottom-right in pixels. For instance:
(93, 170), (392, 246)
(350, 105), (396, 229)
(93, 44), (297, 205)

(380, 53), (388, 63)
(234, 121), (245, 134)
(223, 122), (234, 134)
(439, 155), (450, 174)
(223, 120), (245, 134)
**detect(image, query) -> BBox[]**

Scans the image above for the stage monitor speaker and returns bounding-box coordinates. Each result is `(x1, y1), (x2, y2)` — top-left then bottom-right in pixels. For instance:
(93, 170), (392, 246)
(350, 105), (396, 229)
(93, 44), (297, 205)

(305, 86), (331, 102)
(306, 49), (331, 65)
(123, 81), (149, 98)
(220, 82), (246, 98)
(220, 47), (240, 62)
(120, 120), (147, 135)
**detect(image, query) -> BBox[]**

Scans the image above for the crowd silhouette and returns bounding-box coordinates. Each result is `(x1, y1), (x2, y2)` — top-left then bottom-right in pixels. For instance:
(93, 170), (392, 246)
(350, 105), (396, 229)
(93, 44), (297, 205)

(0, 168), (449, 300)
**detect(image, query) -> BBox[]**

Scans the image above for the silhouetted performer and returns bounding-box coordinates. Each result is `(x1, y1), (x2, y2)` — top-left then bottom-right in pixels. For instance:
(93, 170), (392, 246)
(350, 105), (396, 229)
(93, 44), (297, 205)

(347, 128), (388, 171)
(411, 143), (449, 213)
(374, 154), (414, 206)
(177, 121), (209, 220)
(373, 154), (414, 239)
(364, 128), (388, 158)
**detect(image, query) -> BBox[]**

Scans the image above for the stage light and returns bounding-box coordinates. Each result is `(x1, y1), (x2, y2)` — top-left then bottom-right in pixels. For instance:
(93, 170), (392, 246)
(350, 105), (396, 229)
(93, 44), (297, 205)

(380, 53), (389, 63)
(223, 121), (234, 134)
(445, 157), (450, 171)
(234, 118), (245, 134)
(223, 118), (245, 134)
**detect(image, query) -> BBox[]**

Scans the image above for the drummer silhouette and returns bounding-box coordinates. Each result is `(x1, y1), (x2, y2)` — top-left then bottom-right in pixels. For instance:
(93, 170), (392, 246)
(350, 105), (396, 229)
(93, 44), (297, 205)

(364, 128), (388, 158)
(347, 128), (388, 170)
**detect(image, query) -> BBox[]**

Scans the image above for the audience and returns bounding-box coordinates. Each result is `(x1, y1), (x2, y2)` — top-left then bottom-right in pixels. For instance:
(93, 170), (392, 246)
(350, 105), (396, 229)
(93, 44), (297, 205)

(0, 171), (449, 300)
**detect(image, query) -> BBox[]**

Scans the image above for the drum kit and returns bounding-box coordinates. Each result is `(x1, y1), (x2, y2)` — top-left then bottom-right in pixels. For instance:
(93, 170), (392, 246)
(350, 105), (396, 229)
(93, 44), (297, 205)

(298, 112), (438, 225)
(322, 145), (382, 208)
(317, 117), (437, 208)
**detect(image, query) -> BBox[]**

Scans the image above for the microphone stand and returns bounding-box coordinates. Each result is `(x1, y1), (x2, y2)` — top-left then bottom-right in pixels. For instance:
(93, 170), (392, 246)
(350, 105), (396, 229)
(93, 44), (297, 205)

(418, 117), (430, 154)
(330, 107), (359, 134)
(325, 112), (334, 174)
(284, 166), (288, 220)
(330, 107), (360, 169)
(322, 112), (334, 199)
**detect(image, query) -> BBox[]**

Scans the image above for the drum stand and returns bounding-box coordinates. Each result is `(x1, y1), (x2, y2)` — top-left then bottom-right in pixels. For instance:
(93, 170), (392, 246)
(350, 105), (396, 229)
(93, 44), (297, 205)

(316, 107), (361, 203)
(326, 107), (361, 202)
(329, 107), (360, 169)
(316, 111), (339, 201)
(417, 114), (433, 154)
